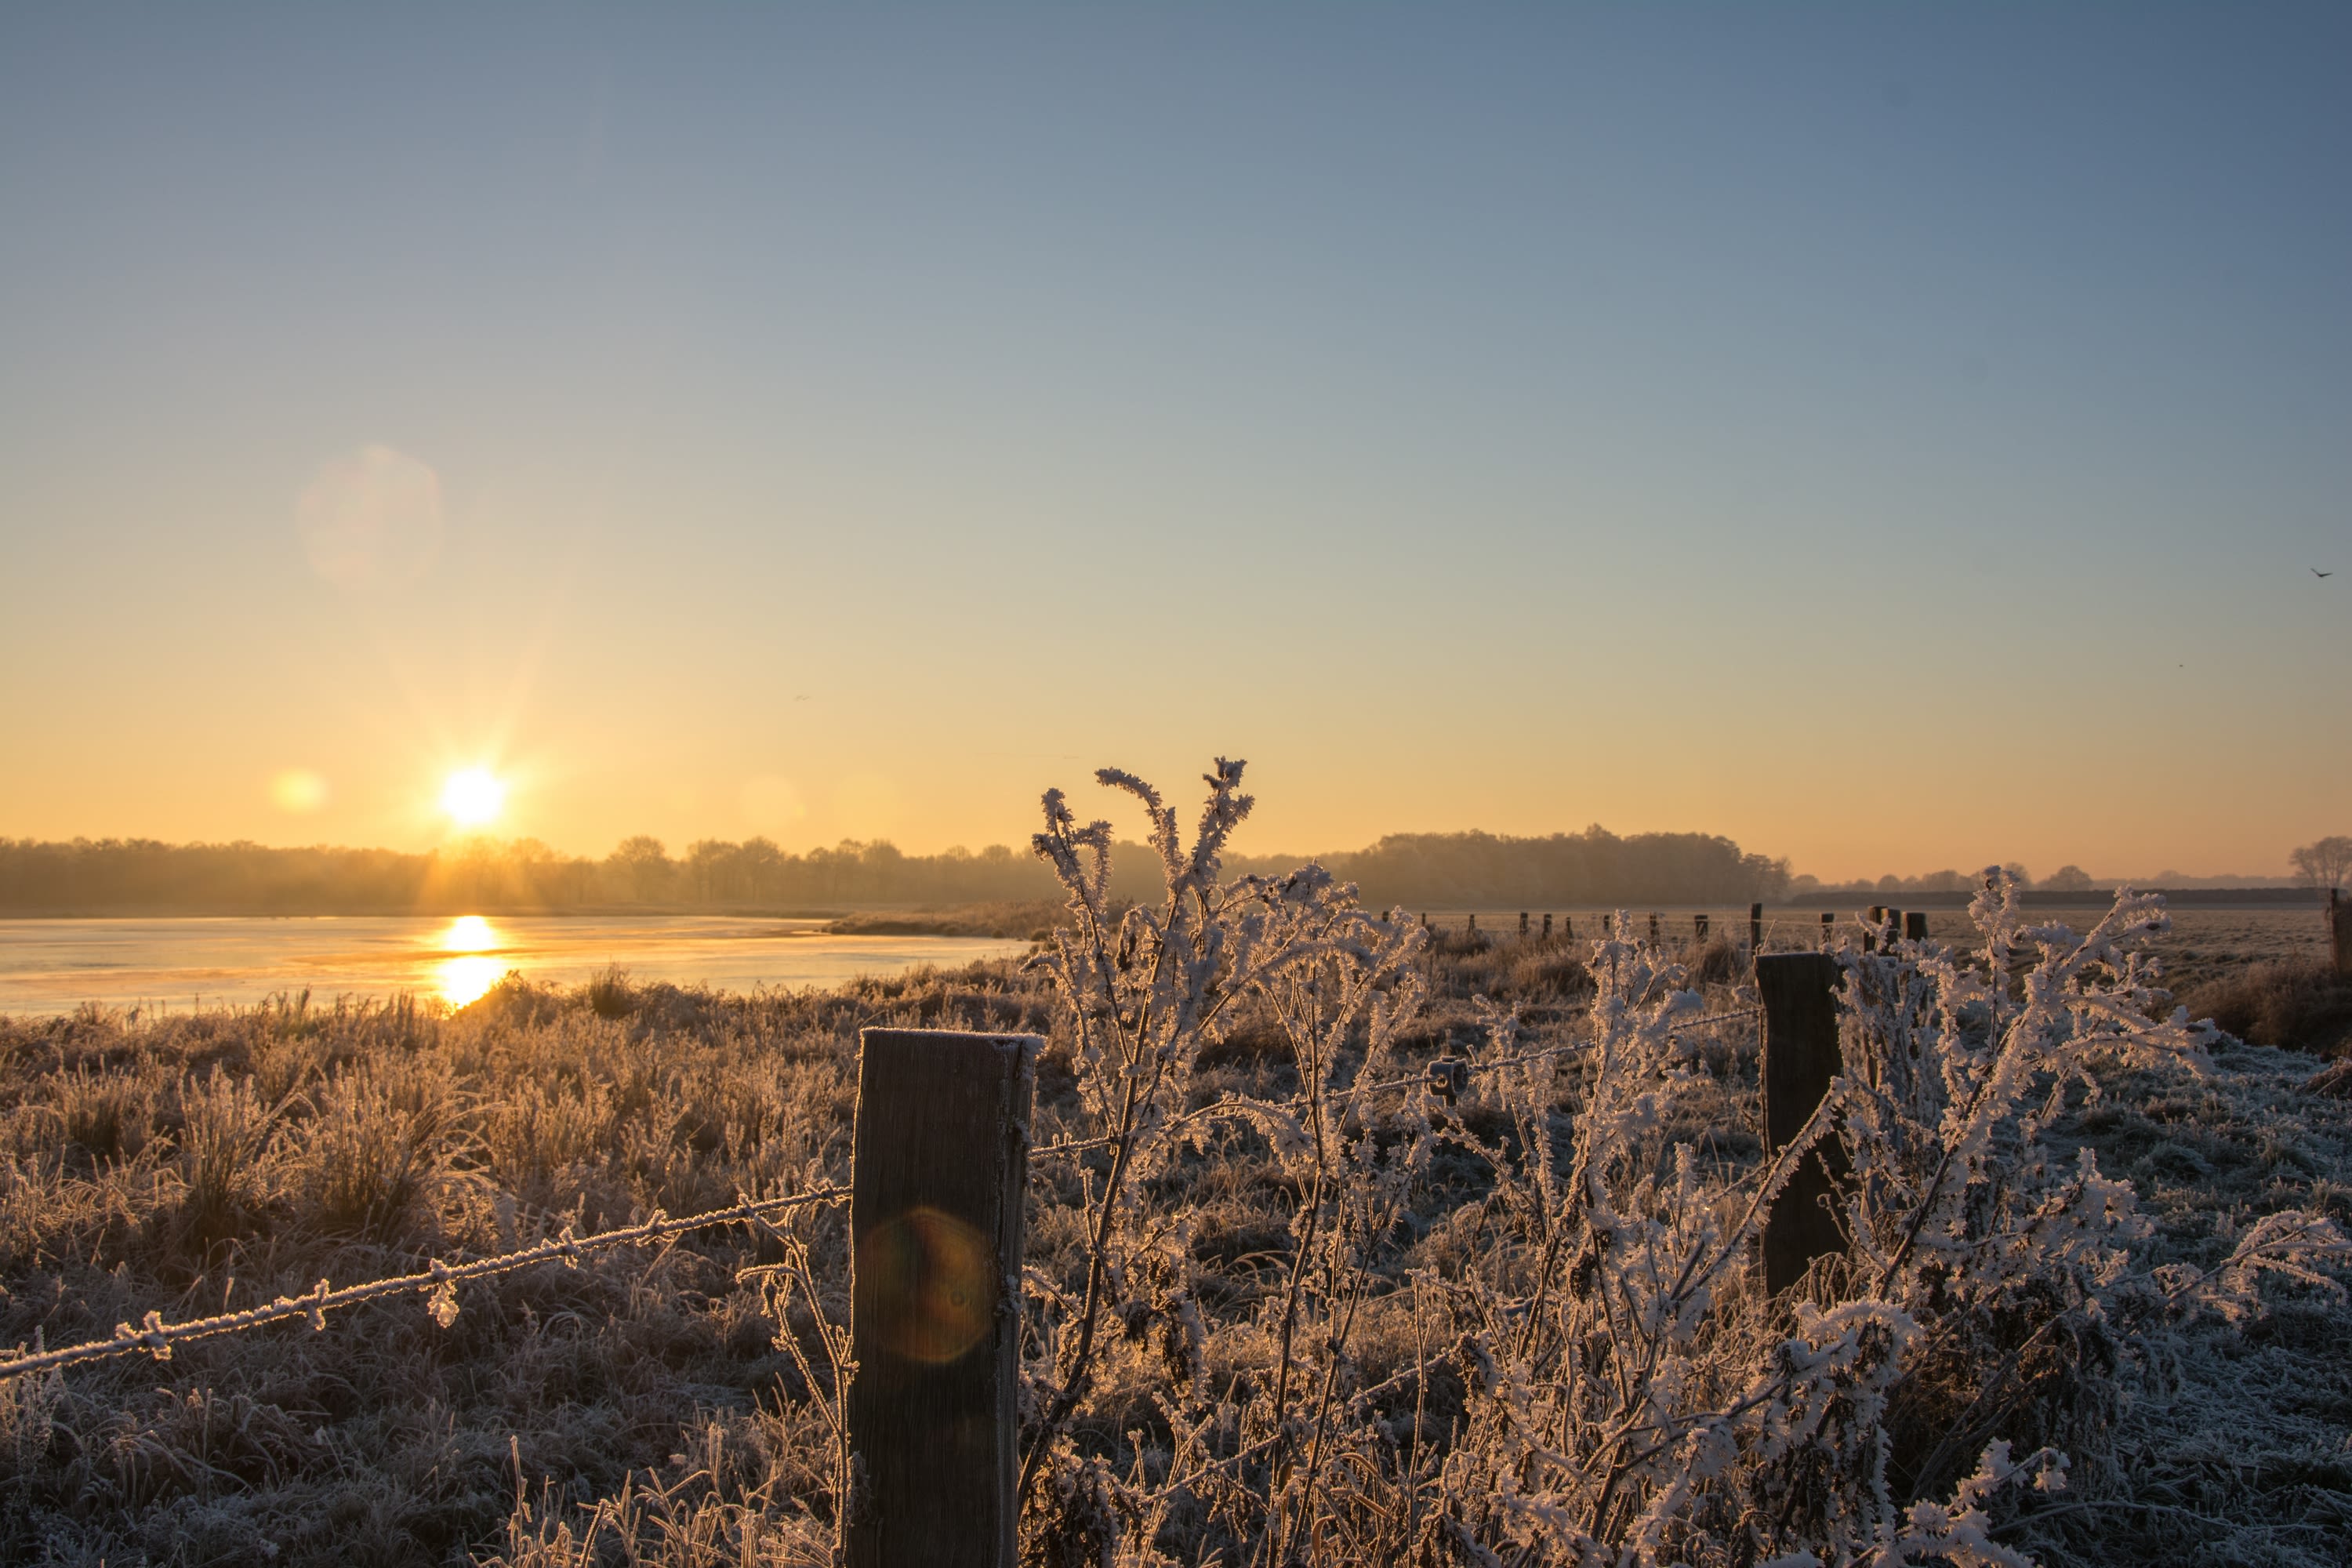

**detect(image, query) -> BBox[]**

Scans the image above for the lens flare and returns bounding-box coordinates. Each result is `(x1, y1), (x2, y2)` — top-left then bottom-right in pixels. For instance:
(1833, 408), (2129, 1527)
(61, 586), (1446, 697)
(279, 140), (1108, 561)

(296, 444), (444, 591)
(269, 768), (329, 813)
(855, 1205), (994, 1364)
(441, 768), (505, 827)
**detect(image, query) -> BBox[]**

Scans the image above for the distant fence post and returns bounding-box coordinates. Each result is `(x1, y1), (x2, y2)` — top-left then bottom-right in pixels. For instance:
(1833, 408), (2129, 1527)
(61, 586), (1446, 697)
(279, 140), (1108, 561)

(1694, 913), (1710, 942)
(1541, 913), (1552, 939)
(1904, 910), (1929, 942)
(848, 1029), (1038, 1568)
(1755, 955), (1846, 1294)
(1750, 902), (1764, 952)
(1519, 911), (1530, 938)
(1647, 913), (1660, 945)
(1468, 913), (1478, 936)
(1819, 911), (1833, 948)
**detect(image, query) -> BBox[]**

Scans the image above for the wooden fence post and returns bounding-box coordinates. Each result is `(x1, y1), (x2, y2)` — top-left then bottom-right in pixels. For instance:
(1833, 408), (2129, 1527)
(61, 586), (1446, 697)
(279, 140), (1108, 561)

(1468, 913), (1478, 936)
(1750, 902), (1763, 952)
(1819, 911), (1833, 949)
(1695, 913), (1710, 942)
(1647, 913), (1660, 945)
(1755, 955), (1846, 1294)
(1563, 915), (1573, 940)
(1541, 913), (1553, 939)
(1904, 910), (1929, 942)
(848, 1029), (1038, 1568)
(1519, 911), (1530, 938)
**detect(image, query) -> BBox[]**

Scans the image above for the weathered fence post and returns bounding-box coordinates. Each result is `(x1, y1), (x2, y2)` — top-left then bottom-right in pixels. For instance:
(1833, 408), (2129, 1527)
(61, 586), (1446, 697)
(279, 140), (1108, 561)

(848, 1029), (1038, 1568)
(1519, 911), (1530, 938)
(2332, 888), (2352, 977)
(1819, 911), (1833, 948)
(1695, 913), (1710, 942)
(1750, 902), (1764, 952)
(1755, 955), (1846, 1294)
(1541, 913), (1553, 939)
(1467, 913), (1478, 936)
(1647, 912), (1660, 945)
(1562, 915), (1573, 940)
(1904, 910), (1929, 942)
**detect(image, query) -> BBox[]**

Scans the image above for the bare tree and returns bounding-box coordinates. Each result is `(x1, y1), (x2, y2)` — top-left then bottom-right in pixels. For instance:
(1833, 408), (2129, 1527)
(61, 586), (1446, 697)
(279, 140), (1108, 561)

(2289, 835), (2352, 892)
(2045, 864), (2095, 893)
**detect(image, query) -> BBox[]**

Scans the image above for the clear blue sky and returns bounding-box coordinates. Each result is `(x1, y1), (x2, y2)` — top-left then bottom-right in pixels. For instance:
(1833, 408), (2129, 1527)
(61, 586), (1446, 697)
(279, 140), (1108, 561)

(2, 4), (2347, 880)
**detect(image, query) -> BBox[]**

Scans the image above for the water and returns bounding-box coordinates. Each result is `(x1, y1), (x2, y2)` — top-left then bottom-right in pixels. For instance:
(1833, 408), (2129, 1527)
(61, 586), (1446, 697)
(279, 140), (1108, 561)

(0, 915), (1033, 1018)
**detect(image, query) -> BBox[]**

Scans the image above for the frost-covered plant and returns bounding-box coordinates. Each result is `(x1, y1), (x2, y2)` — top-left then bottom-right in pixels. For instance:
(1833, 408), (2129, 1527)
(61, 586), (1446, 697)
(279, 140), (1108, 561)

(1014, 807), (2350, 1566)
(1017, 760), (1427, 1559)
(1810, 877), (2351, 1523)
(1830, 877), (2219, 1500)
(1412, 927), (1910, 1563)
(1837, 877), (2209, 1298)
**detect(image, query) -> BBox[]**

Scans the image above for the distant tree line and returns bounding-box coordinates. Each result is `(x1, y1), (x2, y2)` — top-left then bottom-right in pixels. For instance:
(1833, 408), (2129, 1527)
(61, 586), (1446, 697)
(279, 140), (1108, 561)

(0, 823), (1791, 916)
(1789, 862), (2045, 897)
(1266, 827), (1791, 912)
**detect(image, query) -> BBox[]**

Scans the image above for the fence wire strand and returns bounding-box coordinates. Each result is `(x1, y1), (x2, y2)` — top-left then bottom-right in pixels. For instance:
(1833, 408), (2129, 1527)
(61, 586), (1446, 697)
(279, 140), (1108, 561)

(4, 1002), (1766, 1381)
(0, 1185), (850, 1382)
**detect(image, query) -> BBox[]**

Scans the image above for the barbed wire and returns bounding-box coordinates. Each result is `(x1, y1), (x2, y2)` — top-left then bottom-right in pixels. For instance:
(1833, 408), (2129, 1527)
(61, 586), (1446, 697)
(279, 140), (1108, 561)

(0, 1185), (850, 1383)
(2, 1006), (1765, 1382)
(1031, 1006), (1764, 1163)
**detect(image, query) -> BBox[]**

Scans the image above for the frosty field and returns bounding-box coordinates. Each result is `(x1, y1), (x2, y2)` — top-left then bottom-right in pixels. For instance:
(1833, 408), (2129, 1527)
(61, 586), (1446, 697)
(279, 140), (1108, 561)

(2, 784), (2347, 1566)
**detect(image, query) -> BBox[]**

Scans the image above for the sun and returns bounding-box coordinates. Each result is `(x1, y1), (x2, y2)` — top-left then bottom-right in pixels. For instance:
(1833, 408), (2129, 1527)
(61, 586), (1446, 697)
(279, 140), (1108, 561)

(441, 768), (506, 827)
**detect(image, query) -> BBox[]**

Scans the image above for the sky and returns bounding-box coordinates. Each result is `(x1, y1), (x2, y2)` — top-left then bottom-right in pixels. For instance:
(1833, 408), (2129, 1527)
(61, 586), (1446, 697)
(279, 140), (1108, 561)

(2, 4), (2347, 883)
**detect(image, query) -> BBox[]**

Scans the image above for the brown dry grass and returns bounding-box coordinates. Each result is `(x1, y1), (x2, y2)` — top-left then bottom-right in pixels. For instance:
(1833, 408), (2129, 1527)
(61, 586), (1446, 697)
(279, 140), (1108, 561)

(2180, 960), (2352, 1058)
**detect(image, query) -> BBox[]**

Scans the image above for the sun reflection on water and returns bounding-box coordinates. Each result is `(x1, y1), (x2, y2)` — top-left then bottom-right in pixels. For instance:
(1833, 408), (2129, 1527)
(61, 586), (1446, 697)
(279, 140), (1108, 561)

(434, 916), (506, 1005)
(441, 914), (500, 953)
(437, 955), (506, 1007)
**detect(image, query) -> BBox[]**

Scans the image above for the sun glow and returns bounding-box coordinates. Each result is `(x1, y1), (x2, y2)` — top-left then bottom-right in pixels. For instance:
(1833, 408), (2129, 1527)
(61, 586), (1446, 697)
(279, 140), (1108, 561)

(441, 768), (506, 827)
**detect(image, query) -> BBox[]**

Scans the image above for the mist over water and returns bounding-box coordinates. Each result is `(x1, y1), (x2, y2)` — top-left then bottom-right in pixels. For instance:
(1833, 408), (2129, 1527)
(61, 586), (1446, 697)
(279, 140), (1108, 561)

(0, 915), (1029, 1017)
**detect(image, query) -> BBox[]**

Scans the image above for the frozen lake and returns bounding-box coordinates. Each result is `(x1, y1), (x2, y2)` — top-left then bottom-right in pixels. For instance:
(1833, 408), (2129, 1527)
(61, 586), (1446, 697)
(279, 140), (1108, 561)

(0, 915), (1033, 1017)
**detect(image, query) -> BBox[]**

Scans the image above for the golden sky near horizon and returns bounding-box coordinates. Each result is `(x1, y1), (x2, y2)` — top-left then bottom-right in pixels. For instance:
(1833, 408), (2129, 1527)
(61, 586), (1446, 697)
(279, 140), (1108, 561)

(3, 9), (2348, 884)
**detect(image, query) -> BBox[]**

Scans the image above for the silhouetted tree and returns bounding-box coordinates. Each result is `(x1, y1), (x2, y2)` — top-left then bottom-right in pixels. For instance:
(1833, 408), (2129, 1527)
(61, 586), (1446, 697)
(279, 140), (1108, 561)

(2290, 836), (2352, 892)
